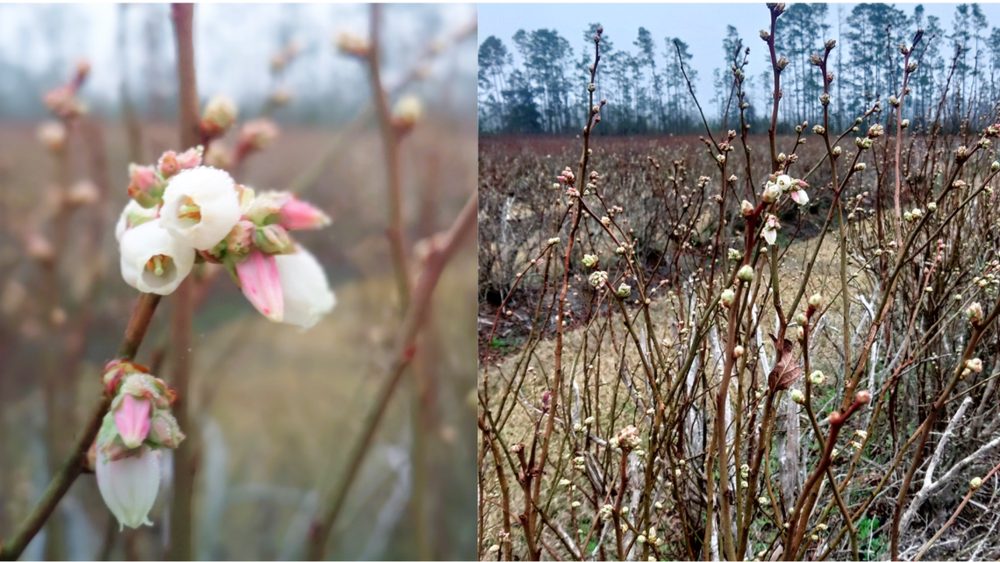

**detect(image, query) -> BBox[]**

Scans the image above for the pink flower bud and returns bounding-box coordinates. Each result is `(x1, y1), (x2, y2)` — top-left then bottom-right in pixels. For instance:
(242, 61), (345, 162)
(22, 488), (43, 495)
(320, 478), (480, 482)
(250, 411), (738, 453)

(159, 147), (205, 178)
(114, 394), (151, 449)
(127, 164), (165, 209)
(236, 249), (284, 322)
(158, 151), (180, 177)
(279, 198), (331, 230)
(176, 146), (204, 170)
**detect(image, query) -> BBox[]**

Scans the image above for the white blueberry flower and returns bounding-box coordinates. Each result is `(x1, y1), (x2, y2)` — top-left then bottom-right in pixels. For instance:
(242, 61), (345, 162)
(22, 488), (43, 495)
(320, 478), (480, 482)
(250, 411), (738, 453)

(96, 447), (160, 530)
(791, 189), (809, 206)
(159, 166), (241, 250)
(119, 220), (196, 295)
(115, 200), (160, 243)
(761, 182), (780, 203)
(274, 247), (337, 329)
(762, 214), (781, 246)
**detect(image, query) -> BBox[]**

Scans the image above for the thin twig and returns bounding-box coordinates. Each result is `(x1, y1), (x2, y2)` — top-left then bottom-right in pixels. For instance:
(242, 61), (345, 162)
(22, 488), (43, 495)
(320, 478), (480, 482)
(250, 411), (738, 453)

(305, 191), (477, 560)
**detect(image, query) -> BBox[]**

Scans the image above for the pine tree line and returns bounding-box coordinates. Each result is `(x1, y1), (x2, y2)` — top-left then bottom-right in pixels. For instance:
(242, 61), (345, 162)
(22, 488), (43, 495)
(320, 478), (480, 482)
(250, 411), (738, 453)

(479, 3), (1000, 135)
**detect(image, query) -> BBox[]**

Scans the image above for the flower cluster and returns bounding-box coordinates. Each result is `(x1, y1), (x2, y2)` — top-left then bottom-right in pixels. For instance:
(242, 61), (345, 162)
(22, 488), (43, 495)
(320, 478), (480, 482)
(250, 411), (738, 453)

(117, 149), (336, 329)
(614, 424), (642, 450)
(93, 360), (185, 529)
(762, 173), (809, 206)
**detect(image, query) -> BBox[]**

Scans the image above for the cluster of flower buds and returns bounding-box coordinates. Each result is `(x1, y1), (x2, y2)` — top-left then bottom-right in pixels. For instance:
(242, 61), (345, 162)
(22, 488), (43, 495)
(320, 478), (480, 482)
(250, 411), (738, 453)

(117, 149), (336, 329)
(737, 264), (754, 283)
(616, 283), (631, 299)
(582, 254), (599, 268)
(43, 60), (90, 120)
(125, 147), (202, 210)
(588, 270), (608, 288)
(721, 288), (735, 308)
(966, 301), (985, 327)
(614, 425), (642, 451)
(961, 357), (984, 380)
(92, 360), (185, 529)
(761, 174), (809, 206)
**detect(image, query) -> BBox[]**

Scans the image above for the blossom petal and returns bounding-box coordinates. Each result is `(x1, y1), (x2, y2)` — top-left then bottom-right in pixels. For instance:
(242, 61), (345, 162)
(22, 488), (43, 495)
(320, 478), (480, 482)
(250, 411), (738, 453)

(236, 249), (284, 322)
(160, 167), (240, 250)
(274, 247), (336, 330)
(114, 394), (151, 449)
(96, 447), (160, 530)
(119, 219), (196, 295)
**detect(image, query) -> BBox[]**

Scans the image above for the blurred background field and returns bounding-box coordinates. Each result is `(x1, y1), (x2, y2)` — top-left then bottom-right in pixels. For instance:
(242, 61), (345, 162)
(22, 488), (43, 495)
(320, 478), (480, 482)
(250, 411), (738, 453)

(0, 3), (477, 560)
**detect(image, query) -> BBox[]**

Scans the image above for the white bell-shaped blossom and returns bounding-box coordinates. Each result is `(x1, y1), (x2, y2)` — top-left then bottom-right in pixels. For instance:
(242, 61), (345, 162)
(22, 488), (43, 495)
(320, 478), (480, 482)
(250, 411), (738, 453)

(274, 246), (337, 329)
(115, 200), (160, 243)
(791, 189), (809, 206)
(159, 166), (241, 250)
(120, 220), (195, 295)
(762, 214), (781, 246)
(96, 447), (160, 530)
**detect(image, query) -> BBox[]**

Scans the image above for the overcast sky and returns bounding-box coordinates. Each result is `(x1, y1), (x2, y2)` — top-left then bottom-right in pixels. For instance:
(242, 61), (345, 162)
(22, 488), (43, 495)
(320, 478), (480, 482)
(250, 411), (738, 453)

(0, 3), (477, 116)
(479, 3), (1000, 108)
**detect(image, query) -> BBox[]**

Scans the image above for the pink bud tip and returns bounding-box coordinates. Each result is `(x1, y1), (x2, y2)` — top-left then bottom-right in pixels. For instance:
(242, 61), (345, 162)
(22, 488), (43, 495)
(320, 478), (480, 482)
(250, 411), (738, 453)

(114, 394), (151, 449)
(176, 146), (203, 170)
(279, 198), (331, 231)
(158, 151), (180, 177)
(856, 390), (871, 405)
(236, 249), (284, 322)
